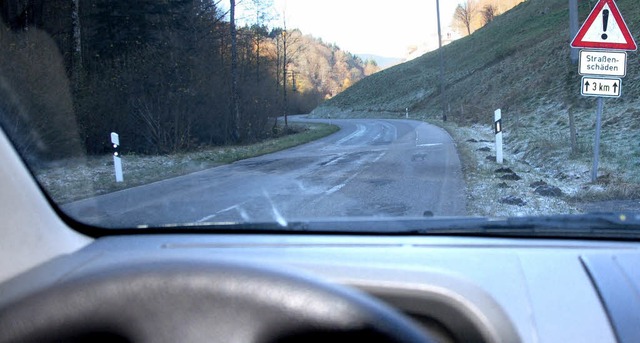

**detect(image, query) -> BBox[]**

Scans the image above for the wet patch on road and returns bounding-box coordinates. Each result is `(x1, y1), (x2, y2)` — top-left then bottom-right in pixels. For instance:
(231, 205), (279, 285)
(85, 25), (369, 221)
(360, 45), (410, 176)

(365, 179), (393, 187)
(236, 156), (317, 173)
(346, 203), (409, 217)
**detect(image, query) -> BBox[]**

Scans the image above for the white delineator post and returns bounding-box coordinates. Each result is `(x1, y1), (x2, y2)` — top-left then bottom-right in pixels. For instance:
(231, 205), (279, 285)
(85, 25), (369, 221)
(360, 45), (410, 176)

(111, 132), (124, 182)
(494, 109), (503, 164)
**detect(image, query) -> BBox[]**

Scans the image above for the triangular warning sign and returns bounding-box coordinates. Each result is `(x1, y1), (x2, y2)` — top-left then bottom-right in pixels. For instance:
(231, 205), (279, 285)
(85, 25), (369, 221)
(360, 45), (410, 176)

(571, 0), (637, 51)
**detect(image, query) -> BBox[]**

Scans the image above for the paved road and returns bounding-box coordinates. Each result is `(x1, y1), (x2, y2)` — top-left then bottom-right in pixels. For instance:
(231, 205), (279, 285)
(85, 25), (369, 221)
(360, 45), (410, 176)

(63, 116), (466, 227)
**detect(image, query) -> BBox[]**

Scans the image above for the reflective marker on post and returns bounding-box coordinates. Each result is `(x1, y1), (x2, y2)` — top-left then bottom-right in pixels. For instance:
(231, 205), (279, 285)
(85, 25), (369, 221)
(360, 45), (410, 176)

(111, 132), (124, 183)
(495, 109), (503, 164)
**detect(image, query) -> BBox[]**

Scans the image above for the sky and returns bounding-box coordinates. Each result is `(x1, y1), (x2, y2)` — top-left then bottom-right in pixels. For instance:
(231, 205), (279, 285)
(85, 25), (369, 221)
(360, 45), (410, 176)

(242, 0), (461, 58)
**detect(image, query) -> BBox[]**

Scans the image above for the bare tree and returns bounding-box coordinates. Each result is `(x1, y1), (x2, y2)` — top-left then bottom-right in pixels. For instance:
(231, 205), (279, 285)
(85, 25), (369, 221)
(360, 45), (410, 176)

(452, 0), (524, 35)
(247, 0), (274, 85)
(274, 14), (303, 129)
(453, 0), (478, 36)
(282, 18), (288, 127)
(482, 4), (497, 25)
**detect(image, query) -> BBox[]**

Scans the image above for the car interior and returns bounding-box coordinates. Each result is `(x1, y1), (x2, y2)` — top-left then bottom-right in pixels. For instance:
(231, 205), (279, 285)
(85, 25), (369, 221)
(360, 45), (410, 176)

(2, 0), (640, 342)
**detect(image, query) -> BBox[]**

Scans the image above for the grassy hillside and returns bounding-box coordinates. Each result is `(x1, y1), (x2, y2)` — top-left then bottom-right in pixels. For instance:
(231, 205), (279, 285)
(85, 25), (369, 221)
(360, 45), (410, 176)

(313, 0), (640, 191)
(318, 0), (640, 117)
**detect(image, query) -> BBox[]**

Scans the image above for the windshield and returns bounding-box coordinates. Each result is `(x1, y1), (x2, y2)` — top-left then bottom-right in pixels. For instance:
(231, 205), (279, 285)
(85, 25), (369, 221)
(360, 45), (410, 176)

(1, 0), (639, 234)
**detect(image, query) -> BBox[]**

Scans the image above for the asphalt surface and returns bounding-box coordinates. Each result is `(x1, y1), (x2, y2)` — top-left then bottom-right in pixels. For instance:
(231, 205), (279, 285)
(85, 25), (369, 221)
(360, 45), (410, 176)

(63, 116), (467, 227)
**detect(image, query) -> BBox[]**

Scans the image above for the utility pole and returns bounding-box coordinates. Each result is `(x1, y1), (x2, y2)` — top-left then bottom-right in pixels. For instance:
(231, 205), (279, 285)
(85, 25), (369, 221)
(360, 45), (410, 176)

(568, 0), (579, 153)
(569, 0), (579, 64)
(436, 0), (447, 121)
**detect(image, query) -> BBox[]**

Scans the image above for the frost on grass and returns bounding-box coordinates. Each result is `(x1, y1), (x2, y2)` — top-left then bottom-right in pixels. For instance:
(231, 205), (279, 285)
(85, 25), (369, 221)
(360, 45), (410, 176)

(446, 124), (583, 217)
(33, 123), (338, 204)
(33, 153), (218, 204)
(444, 99), (640, 215)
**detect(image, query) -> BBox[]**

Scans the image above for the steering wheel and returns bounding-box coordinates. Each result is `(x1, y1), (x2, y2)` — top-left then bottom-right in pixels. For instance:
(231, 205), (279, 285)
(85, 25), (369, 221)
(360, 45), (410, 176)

(0, 259), (434, 343)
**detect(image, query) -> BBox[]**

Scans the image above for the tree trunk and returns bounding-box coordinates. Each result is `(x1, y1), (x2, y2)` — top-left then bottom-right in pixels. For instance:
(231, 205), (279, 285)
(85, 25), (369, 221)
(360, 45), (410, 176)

(256, 32), (261, 85)
(283, 29), (288, 128)
(230, 0), (241, 141)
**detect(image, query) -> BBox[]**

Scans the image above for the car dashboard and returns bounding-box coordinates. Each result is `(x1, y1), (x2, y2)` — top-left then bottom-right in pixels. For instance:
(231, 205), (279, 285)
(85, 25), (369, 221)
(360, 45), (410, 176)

(2, 232), (639, 343)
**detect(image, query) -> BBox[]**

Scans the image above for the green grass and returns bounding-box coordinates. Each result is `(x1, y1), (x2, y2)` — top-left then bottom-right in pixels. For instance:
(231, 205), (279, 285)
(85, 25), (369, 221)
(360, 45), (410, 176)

(35, 122), (339, 203)
(314, 0), (640, 122)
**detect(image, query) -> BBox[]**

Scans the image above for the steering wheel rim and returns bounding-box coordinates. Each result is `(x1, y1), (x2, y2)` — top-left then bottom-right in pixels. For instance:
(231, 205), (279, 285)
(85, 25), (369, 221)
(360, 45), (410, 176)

(0, 259), (434, 343)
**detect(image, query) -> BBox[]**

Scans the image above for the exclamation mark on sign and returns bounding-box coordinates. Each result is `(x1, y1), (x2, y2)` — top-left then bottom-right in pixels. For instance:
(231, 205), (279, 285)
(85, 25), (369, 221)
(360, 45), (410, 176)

(602, 9), (610, 40)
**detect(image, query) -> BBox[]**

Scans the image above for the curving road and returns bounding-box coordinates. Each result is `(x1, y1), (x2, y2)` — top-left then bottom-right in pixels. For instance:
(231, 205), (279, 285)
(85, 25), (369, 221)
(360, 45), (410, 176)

(63, 116), (467, 227)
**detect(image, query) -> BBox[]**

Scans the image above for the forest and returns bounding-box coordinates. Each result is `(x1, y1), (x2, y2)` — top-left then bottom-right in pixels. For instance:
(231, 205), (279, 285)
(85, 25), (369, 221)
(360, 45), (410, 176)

(0, 0), (377, 159)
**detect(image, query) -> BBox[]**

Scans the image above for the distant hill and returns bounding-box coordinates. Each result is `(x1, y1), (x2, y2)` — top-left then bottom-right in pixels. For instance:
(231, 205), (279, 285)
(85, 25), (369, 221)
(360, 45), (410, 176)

(286, 31), (380, 110)
(356, 54), (403, 69)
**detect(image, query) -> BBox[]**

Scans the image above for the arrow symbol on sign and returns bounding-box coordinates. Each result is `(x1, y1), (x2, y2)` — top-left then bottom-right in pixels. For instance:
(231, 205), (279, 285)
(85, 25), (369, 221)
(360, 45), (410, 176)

(613, 82), (618, 93)
(585, 81), (591, 92)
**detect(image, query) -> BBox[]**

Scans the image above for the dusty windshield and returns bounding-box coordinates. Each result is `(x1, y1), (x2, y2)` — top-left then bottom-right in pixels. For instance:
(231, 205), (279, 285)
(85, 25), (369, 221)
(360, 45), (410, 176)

(1, 0), (639, 230)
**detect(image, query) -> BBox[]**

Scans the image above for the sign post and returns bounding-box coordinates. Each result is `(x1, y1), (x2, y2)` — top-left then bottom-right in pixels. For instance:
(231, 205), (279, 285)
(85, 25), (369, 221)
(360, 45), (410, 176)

(570, 0), (636, 182)
(592, 98), (604, 183)
(111, 132), (124, 183)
